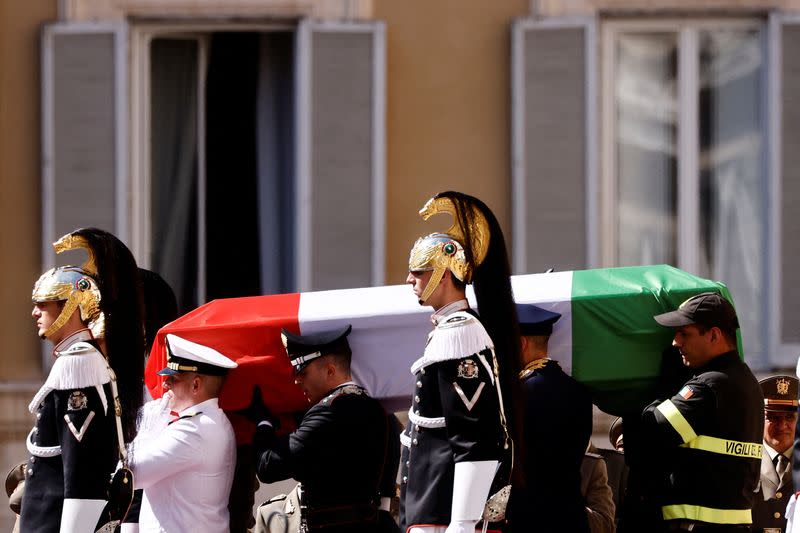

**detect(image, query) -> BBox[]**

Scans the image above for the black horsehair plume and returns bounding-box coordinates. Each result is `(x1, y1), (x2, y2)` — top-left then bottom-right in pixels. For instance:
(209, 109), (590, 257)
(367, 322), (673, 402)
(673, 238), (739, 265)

(432, 191), (527, 484)
(138, 268), (178, 355)
(69, 228), (145, 444)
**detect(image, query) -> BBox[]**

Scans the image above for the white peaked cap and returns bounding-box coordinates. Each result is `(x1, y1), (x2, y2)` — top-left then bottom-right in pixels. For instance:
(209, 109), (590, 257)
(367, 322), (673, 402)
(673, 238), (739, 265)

(160, 334), (238, 376)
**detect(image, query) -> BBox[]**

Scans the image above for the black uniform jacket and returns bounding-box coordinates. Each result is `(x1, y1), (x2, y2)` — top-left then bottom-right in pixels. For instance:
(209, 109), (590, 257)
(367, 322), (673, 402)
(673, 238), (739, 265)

(751, 447), (793, 532)
(378, 414), (402, 533)
(640, 351), (764, 526)
(399, 310), (503, 529)
(507, 359), (593, 533)
(20, 332), (117, 533)
(255, 383), (390, 531)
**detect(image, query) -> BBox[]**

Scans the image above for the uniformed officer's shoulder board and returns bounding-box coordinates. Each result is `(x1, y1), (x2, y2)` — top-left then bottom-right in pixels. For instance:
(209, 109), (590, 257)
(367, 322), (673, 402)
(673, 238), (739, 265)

(43, 342), (110, 391)
(518, 358), (554, 381)
(412, 311), (494, 373)
(321, 384), (367, 406)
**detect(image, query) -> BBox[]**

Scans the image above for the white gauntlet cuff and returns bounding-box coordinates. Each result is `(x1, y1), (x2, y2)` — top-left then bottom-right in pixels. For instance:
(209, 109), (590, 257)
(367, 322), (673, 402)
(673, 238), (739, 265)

(450, 460), (498, 522)
(60, 498), (107, 533)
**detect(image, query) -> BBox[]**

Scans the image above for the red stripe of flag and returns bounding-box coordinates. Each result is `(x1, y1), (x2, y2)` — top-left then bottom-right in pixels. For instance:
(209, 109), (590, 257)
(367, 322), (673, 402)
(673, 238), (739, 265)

(144, 292), (306, 444)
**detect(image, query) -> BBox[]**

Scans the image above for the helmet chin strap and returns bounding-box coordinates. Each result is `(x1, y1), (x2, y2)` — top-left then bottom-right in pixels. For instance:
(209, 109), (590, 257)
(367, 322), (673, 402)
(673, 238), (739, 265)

(419, 266), (447, 304)
(43, 294), (81, 339)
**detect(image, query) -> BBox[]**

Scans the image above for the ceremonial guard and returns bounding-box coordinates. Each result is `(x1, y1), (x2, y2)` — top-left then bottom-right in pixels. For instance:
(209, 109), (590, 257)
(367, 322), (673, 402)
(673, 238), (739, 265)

(251, 325), (393, 532)
(401, 192), (521, 533)
(129, 334), (237, 532)
(637, 292), (763, 531)
(508, 304), (593, 532)
(22, 228), (144, 532)
(752, 375), (797, 533)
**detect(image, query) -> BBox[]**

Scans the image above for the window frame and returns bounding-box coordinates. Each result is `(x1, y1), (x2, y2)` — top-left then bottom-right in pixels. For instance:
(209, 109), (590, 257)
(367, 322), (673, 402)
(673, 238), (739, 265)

(767, 12), (800, 366)
(601, 17), (770, 365)
(130, 21), (291, 305)
(600, 17), (765, 271)
(131, 20), (386, 300)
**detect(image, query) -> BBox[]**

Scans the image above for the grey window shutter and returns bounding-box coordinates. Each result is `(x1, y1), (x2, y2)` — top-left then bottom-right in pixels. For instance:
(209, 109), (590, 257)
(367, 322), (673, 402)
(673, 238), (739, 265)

(41, 23), (128, 268)
(769, 14), (800, 362)
(511, 18), (597, 275)
(295, 20), (386, 291)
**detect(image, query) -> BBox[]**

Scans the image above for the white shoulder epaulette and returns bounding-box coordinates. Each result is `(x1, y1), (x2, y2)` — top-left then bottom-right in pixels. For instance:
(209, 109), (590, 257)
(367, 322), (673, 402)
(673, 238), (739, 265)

(410, 311), (494, 374)
(28, 342), (111, 413)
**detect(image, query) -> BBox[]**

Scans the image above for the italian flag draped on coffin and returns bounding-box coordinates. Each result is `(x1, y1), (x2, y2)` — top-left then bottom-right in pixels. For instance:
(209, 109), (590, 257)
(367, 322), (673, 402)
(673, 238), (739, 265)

(145, 264), (738, 430)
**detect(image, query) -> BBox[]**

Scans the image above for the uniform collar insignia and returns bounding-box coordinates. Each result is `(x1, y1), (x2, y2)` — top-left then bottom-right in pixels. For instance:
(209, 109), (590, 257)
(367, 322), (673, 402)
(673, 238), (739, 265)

(431, 299), (469, 325)
(320, 383), (366, 405)
(52, 328), (94, 357)
(518, 357), (554, 379)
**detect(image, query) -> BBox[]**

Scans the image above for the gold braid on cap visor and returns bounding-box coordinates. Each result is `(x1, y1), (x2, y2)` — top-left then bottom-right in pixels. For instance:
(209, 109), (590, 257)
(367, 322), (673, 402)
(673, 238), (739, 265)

(408, 196), (490, 303)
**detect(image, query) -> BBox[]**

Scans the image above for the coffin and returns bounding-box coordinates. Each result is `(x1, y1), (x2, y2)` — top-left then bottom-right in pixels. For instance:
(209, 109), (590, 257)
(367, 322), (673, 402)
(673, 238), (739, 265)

(145, 264), (738, 440)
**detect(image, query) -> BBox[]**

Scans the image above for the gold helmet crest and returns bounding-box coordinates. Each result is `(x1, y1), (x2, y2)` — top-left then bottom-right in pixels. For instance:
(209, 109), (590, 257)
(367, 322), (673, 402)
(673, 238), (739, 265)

(408, 194), (491, 303)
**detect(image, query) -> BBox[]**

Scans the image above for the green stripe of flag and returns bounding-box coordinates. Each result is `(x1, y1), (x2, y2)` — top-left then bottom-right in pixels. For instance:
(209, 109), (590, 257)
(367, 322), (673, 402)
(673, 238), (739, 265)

(570, 264), (738, 414)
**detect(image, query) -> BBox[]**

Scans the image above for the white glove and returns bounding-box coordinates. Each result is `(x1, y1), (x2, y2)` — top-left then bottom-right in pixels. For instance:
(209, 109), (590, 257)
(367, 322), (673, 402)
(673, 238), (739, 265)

(451, 460), (498, 521)
(60, 499), (107, 533)
(445, 520), (478, 533)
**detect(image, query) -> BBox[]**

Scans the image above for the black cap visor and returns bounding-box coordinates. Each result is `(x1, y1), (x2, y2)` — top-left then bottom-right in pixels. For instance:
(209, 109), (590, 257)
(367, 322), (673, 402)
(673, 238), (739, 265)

(653, 309), (696, 327)
(764, 402), (798, 413)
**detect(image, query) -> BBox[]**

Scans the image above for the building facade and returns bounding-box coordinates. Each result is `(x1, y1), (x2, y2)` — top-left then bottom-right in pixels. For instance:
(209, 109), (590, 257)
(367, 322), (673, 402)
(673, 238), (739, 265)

(2, 0), (799, 396)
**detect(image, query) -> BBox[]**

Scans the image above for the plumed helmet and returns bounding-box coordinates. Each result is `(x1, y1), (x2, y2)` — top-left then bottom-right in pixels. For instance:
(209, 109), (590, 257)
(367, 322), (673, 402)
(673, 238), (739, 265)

(37, 228), (145, 444)
(408, 234), (468, 303)
(408, 194), (491, 303)
(409, 191), (525, 482)
(409, 233), (467, 278)
(32, 267), (103, 339)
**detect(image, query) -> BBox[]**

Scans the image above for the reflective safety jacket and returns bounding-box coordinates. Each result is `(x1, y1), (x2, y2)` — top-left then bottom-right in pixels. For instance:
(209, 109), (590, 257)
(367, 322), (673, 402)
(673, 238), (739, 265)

(641, 351), (764, 526)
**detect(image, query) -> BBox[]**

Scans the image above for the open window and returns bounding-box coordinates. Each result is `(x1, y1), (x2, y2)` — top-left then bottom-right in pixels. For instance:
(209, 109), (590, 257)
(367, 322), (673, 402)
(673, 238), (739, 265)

(129, 21), (386, 312)
(133, 30), (298, 311)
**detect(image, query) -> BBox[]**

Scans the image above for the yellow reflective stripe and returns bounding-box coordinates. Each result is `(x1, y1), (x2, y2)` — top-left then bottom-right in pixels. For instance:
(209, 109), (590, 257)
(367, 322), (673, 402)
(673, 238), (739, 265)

(656, 399), (697, 443)
(662, 504), (752, 524)
(680, 435), (762, 459)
